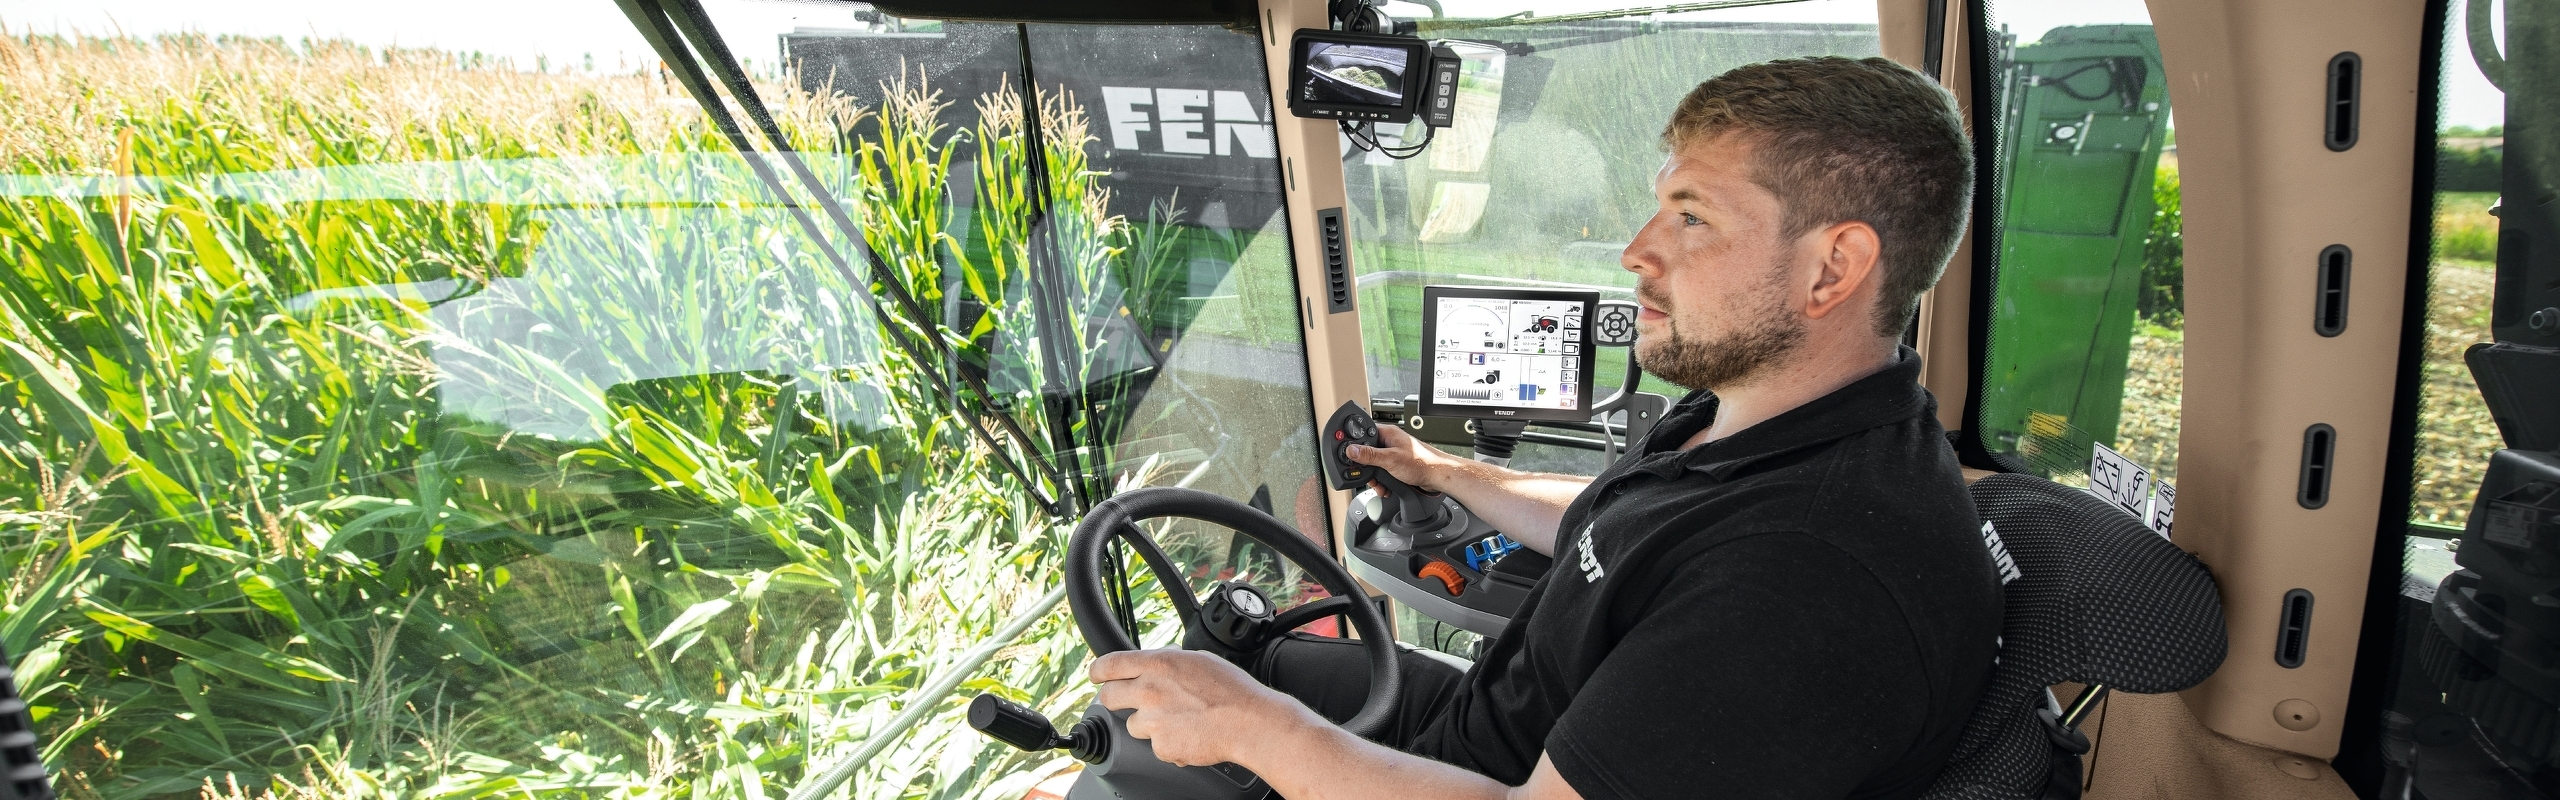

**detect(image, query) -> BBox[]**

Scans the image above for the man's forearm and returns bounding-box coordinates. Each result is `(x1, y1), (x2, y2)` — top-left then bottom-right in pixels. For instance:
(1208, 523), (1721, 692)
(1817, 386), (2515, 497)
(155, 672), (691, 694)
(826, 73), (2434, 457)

(1433, 459), (1591, 556)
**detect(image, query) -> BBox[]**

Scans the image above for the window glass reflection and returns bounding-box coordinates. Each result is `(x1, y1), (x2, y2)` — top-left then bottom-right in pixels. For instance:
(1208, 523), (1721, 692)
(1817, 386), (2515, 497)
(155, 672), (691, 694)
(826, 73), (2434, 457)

(1971, 1), (2184, 496)
(1345, 0), (1883, 479)
(0, 5), (1314, 795)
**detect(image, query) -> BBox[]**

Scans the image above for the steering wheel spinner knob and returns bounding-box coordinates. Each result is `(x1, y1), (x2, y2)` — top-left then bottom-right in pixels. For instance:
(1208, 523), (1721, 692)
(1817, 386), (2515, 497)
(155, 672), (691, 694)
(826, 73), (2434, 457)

(1201, 581), (1279, 651)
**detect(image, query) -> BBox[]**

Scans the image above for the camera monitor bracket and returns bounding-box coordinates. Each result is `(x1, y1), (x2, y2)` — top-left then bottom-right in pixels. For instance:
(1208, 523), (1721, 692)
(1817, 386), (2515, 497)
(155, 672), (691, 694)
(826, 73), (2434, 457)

(1285, 29), (1462, 127)
(1419, 285), (1601, 424)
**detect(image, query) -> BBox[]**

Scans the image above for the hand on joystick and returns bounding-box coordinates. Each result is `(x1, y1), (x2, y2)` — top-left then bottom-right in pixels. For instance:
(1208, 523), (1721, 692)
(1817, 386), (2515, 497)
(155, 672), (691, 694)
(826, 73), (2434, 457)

(1344, 426), (1455, 531)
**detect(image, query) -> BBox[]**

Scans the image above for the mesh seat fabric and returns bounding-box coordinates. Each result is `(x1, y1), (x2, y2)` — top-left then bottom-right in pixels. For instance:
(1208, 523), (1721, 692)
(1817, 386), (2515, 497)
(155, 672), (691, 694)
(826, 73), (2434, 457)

(1920, 473), (2229, 800)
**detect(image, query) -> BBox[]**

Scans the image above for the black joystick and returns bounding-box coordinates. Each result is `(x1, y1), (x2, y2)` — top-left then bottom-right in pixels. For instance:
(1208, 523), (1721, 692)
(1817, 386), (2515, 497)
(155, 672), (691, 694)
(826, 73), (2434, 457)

(1320, 401), (1451, 532)
(969, 694), (1110, 764)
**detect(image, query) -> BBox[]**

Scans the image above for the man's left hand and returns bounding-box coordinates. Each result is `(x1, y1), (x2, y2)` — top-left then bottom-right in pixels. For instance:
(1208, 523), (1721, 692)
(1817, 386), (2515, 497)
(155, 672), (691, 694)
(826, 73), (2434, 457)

(1089, 649), (1310, 769)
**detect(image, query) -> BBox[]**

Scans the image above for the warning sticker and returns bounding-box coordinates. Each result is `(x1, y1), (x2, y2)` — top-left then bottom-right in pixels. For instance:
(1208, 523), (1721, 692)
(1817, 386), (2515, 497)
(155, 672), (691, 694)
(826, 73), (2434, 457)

(2088, 442), (2151, 520)
(2147, 481), (2176, 540)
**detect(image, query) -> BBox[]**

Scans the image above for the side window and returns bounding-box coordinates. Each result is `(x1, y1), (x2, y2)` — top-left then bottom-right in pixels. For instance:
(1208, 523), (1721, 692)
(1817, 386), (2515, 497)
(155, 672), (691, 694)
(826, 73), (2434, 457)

(1969, 7), (2184, 500)
(2358, 0), (2560, 797)
(0, 9), (1310, 795)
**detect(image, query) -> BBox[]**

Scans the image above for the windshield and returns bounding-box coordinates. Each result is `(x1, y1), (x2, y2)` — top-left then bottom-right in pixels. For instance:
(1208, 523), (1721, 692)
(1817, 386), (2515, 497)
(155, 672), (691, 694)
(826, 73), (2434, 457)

(0, 2), (1318, 796)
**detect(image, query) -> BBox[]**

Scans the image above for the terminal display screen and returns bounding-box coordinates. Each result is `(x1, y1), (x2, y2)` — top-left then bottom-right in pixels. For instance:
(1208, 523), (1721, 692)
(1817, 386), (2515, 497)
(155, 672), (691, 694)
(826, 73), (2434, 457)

(1299, 42), (1411, 109)
(1418, 286), (1599, 423)
(1284, 30), (1430, 123)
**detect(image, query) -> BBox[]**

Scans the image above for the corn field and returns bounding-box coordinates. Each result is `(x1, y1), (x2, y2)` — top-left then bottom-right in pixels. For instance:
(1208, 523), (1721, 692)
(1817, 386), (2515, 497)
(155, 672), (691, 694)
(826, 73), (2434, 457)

(0, 32), (1195, 799)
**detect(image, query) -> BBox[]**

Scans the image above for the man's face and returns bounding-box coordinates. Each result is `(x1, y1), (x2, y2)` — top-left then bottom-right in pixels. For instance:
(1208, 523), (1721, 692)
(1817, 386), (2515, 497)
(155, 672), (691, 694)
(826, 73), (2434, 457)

(1621, 134), (1809, 392)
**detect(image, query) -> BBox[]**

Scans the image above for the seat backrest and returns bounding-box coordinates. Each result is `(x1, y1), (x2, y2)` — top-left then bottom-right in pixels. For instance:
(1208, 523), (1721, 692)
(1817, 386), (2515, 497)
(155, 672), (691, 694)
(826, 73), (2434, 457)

(1922, 473), (2229, 800)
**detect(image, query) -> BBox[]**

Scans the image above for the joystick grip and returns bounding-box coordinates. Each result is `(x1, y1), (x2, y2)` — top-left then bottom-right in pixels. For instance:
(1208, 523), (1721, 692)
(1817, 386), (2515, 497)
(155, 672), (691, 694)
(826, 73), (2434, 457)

(1320, 402), (1449, 531)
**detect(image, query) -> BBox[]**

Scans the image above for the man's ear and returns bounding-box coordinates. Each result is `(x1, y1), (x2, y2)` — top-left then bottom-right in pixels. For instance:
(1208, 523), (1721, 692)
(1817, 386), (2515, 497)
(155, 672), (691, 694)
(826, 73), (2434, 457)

(1801, 221), (1882, 321)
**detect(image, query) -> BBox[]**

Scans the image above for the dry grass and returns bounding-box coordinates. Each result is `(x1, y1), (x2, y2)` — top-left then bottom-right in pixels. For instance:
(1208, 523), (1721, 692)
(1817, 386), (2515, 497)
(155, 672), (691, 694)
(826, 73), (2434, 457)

(0, 33), (851, 175)
(2413, 260), (2501, 525)
(2116, 327), (2183, 486)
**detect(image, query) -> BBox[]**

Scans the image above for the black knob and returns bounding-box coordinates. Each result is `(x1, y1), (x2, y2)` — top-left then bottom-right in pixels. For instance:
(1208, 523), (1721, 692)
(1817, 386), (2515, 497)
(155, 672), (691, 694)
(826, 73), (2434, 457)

(969, 694), (1064, 753)
(1201, 581), (1278, 651)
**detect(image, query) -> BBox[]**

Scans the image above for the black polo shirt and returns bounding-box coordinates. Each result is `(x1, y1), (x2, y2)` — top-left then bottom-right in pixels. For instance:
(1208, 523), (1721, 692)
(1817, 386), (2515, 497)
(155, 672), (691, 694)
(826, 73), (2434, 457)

(1408, 348), (2003, 799)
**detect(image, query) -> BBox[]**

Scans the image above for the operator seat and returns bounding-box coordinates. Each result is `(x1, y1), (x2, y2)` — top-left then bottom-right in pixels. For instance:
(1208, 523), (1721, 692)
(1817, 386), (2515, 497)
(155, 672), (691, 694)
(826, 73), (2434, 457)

(1922, 473), (2229, 800)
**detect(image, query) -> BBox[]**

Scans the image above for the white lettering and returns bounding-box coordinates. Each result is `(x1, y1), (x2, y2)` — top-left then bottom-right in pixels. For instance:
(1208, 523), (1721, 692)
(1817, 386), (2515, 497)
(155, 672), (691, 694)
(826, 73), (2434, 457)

(1577, 525), (1606, 583)
(1980, 522), (2023, 585)
(1101, 86), (1154, 150)
(1156, 88), (1212, 154)
(1212, 91), (1275, 158)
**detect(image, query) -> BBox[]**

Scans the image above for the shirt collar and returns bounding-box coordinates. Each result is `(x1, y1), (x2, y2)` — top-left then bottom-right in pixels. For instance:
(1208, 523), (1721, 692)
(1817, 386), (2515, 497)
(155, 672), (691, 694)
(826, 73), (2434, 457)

(1640, 347), (1936, 481)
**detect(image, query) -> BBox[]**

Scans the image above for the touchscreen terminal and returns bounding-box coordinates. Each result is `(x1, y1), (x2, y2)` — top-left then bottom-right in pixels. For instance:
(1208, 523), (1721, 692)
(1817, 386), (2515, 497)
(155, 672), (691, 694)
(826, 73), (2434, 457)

(1418, 286), (1600, 423)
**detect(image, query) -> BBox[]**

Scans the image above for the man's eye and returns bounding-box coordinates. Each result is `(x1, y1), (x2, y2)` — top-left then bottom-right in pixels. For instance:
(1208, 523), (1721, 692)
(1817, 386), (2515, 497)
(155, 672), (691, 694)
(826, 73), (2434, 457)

(1680, 213), (1704, 226)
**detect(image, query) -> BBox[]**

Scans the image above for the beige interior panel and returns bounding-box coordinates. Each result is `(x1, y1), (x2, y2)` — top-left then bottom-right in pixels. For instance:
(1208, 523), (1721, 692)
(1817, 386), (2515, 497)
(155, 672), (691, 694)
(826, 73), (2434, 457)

(1872, 0), (1980, 427)
(1257, 0), (1371, 558)
(2148, 0), (2424, 758)
(2061, 684), (2360, 799)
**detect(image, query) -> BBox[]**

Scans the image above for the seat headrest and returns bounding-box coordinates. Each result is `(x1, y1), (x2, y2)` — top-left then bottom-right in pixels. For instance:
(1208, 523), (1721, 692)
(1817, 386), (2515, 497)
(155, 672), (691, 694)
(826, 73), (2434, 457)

(1969, 472), (2226, 692)
(1923, 474), (2228, 799)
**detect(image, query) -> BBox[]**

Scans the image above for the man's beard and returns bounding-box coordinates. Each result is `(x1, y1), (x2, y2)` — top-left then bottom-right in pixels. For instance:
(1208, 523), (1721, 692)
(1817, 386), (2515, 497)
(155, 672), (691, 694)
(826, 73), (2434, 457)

(1635, 267), (1806, 392)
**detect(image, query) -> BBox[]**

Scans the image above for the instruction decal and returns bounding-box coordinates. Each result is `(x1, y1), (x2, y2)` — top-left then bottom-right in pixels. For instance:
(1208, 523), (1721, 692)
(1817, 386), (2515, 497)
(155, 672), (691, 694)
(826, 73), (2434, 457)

(2147, 481), (2176, 540)
(2088, 442), (2151, 520)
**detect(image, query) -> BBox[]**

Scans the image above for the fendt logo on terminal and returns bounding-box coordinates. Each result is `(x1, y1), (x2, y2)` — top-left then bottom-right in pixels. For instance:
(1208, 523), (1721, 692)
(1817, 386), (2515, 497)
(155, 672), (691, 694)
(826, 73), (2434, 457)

(1100, 87), (1277, 158)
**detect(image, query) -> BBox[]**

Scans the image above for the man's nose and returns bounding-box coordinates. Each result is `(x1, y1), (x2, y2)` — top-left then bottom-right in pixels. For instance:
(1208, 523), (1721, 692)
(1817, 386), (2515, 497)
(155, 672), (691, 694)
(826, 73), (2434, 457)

(1621, 218), (1666, 275)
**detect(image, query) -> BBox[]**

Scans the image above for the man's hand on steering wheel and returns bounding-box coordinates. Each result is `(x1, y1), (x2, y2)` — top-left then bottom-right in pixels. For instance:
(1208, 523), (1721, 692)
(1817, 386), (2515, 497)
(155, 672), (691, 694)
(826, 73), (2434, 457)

(1090, 650), (1314, 769)
(1344, 424), (1467, 494)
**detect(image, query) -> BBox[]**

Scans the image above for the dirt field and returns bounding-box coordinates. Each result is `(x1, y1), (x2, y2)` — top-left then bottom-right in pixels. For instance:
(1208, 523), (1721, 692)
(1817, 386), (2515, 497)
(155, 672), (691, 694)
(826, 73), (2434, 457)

(2412, 260), (2503, 525)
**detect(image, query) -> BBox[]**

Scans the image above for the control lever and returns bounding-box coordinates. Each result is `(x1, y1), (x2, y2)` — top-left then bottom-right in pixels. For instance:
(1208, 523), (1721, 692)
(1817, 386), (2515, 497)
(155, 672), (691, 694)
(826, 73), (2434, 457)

(1320, 401), (1450, 533)
(968, 694), (1109, 763)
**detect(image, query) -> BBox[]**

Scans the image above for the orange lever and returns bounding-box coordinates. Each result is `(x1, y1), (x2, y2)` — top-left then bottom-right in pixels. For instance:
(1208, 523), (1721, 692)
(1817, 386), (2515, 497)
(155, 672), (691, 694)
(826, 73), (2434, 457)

(1417, 562), (1466, 597)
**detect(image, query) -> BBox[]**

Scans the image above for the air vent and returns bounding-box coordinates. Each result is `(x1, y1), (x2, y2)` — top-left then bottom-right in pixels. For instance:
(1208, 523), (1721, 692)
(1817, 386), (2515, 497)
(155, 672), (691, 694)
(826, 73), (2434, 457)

(2325, 52), (2361, 151)
(2276, 589), (2315, 668)
(2315, 245), (2351, 337)
(1318, 207), (1353, 314)
(2299, 424), (2338, 509)
(0, 652), (51, 800)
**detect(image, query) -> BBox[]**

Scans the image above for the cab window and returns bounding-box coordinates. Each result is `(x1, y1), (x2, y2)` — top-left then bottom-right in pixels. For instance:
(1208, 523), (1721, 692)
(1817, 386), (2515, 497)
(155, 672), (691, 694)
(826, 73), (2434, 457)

(0, 6), (1310, 793)
(1967, 1), (2185, 500)
(2352, 0), (2554, 795)
(1347, 0), (1886, 478)
(1339, 0), (1884, 654)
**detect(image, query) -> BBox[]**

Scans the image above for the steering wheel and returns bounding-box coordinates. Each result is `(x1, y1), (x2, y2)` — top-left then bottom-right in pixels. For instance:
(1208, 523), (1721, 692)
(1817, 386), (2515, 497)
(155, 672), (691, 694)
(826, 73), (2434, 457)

(1068, 486), (1404, 740)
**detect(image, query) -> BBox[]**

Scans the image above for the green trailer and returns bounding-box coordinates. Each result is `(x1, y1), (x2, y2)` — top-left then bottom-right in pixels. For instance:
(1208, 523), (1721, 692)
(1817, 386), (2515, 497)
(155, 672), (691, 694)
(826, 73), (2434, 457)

(1976, 24), (2175, 477)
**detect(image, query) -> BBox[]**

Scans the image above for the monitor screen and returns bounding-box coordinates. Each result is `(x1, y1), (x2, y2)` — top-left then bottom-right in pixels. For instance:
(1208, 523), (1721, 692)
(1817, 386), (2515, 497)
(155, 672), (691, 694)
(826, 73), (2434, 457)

(1298, 40), (1411, 110)
(1419, 286), (1599, 422)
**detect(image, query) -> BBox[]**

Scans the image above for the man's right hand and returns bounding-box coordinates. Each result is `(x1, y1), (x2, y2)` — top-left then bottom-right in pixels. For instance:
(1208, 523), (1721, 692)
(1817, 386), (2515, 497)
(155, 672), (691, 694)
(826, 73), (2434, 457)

(1343, 423), (1592, 558)
(1343, 424), (1463, 494)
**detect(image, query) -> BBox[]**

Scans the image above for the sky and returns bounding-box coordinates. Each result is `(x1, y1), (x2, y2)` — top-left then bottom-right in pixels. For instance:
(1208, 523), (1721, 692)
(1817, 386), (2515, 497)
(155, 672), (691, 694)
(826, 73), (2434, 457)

(0, 0), (2504, 128)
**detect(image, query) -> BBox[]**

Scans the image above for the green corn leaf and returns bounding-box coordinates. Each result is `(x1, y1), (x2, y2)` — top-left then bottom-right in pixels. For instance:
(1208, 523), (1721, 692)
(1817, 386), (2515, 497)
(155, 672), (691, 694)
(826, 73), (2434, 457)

(80, 604), (327, 694)
(648, 596), (735, 650)
(170, 202), (242, 287)
(0, 523), (115, 657)
(169, 663), (230, 750)
(235, 572), (301, 630)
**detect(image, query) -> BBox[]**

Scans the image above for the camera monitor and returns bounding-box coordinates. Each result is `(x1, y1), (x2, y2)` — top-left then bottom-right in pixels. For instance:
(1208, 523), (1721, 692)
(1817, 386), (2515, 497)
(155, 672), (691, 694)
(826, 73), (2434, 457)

(1419, 286), (1600, 423)
(1286, 30), (1431, 123)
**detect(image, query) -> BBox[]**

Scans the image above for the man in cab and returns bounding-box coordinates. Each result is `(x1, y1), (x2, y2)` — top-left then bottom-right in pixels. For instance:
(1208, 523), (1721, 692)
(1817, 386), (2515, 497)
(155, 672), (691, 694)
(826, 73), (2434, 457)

(1091, 56), (2003, 800)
